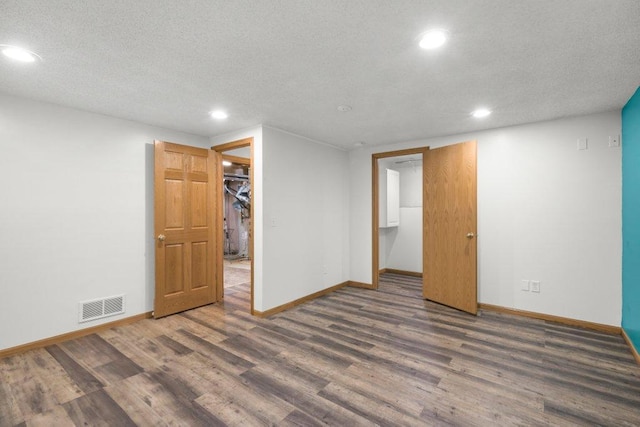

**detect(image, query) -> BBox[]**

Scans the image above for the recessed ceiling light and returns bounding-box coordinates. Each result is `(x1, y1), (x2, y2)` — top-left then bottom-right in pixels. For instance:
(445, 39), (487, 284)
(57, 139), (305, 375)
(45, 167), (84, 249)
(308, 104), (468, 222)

(210, 110), (228, 120)
(419, 30), (447, 50)
(222, 160), (232, 166)
(1, 45), (41, 62)
(337, 105), (352, 112)
(472, 108), (491, 118)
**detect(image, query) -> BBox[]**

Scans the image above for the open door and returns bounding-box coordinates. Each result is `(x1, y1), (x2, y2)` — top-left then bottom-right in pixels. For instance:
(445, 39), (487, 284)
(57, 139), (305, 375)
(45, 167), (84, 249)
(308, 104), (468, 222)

(154, 140), (220, 318)
(423, 140), (477, 314)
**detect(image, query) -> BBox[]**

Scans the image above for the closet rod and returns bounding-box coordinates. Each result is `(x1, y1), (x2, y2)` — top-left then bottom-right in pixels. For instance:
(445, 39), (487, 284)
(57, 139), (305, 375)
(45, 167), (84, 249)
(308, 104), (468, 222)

(224, 173), (249, 181)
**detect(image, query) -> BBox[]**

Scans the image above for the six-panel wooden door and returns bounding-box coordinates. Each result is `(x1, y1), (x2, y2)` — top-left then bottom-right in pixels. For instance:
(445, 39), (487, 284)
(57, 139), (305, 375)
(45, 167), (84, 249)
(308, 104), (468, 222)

(154, 140), (219, 318)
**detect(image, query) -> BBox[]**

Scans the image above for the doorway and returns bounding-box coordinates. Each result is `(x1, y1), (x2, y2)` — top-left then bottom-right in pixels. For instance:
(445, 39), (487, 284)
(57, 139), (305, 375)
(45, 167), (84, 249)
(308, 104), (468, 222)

(222, 154), (252, 311)
(212, 137), (254, 314)
(372, 147), (428, 289)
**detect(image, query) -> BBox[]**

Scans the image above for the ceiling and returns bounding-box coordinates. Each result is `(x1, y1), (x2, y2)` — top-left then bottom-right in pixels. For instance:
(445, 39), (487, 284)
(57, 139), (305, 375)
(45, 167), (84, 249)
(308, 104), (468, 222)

(1, 1), (639, 150)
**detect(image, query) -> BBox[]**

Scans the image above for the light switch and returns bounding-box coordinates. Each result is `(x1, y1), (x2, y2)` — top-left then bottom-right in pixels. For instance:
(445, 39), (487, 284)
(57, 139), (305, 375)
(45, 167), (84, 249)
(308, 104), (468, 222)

(609, 135), (620, 147)
(577, 138), (588, 150)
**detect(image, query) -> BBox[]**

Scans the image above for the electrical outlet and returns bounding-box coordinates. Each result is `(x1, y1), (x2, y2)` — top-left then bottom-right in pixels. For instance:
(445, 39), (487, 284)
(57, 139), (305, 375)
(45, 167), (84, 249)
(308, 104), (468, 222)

(521, 280), (530, 291)
(531, 281), (540, 293)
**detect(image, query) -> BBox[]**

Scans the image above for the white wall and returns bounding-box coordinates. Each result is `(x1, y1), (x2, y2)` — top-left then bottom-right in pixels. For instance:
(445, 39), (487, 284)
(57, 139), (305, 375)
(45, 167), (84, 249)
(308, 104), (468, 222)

(1, 94), (622, 350)
(212, 125), (350, 312)
(350, 111), (622, 326)
(260, 126), (349, 311)
(0, 93), (210, 351)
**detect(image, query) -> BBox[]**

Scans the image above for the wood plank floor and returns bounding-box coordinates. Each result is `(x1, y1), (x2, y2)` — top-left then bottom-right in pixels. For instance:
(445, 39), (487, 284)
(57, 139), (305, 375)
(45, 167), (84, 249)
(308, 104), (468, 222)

(1, 273), (640, 426)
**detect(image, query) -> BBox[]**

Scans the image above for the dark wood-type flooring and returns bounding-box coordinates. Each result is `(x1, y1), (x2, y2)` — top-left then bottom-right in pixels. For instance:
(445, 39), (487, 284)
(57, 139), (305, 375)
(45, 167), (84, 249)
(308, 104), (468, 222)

(1, 272), (640, 426)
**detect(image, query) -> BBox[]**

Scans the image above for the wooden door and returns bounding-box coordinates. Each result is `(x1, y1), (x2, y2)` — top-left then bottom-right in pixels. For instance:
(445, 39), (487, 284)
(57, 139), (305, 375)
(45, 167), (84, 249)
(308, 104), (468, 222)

(154, 140), (219, 318)
(423, 140), (477, 314)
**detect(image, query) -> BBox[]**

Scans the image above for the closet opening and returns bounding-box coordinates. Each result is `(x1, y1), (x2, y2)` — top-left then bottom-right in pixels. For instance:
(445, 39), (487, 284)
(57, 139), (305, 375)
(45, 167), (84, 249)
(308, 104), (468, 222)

(372, 147), (428, 291)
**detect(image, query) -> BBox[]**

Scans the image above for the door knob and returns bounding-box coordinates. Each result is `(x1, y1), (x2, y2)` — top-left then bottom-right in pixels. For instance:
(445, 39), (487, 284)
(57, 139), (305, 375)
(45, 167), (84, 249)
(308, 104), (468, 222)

(158, 234), (166, 242)
(466, 232), (475, 239)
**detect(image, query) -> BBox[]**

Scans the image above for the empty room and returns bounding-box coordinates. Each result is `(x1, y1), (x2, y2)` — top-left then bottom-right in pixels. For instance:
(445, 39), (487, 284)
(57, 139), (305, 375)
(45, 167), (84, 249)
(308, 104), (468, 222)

(1, 1), (640, 425)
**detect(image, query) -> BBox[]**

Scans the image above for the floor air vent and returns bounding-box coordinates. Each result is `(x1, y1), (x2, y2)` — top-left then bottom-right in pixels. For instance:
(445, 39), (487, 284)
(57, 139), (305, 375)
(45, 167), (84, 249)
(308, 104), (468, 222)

(79, 295), (125, 323)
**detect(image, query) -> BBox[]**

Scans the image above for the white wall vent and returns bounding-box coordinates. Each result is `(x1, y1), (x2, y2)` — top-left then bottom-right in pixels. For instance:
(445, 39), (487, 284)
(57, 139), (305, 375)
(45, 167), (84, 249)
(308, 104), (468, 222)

(78, 294), (125, 323)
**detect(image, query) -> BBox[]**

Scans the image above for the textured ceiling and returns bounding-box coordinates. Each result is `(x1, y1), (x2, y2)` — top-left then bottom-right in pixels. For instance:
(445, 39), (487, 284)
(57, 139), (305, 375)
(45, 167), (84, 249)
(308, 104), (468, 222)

(1, 0), (639, 149)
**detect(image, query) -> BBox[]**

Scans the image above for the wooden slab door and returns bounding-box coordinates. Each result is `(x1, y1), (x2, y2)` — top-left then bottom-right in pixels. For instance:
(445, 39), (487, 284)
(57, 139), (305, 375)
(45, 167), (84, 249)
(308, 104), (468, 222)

(423, 140), (477, 314)
(154, 140), (220, 318)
